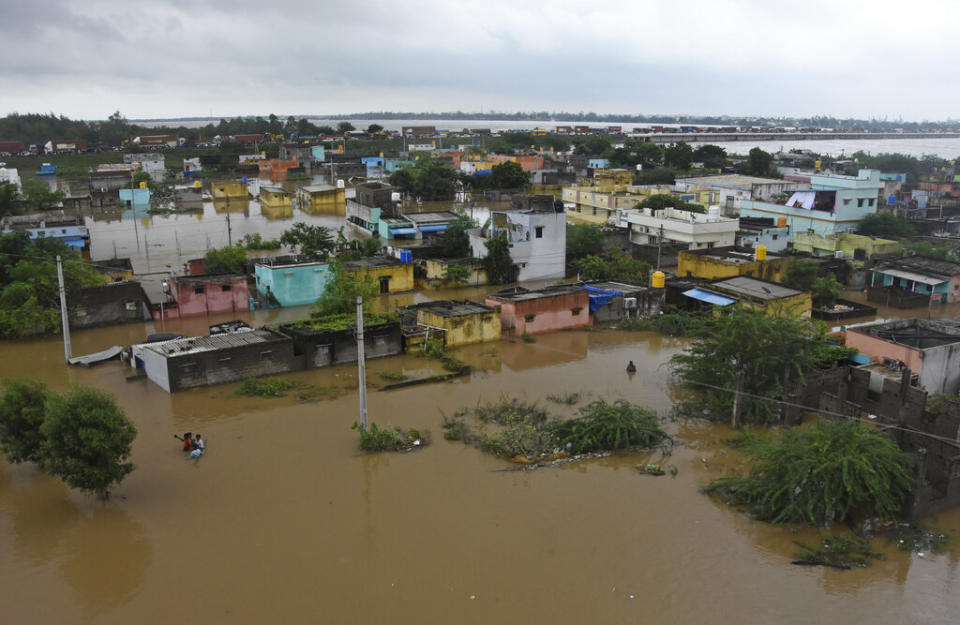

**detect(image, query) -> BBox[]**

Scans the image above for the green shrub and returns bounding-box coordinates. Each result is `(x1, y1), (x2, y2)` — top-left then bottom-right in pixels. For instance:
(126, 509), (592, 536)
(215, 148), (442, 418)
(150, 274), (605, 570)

(549, 399), (669, 454)
(236, 378), (296, 397)
(704, 420), (916, 525)
(793, 533), (882, 568)
(352, 422), (430, 452)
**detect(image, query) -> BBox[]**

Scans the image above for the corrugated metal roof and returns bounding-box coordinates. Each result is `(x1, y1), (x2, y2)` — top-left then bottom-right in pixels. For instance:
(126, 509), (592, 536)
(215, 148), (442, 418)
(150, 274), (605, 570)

(146, 329), (286, 357)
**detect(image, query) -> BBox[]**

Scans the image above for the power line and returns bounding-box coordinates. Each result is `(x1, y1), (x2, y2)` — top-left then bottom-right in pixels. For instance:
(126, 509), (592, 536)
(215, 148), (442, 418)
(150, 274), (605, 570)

(683, 378), (960, 448)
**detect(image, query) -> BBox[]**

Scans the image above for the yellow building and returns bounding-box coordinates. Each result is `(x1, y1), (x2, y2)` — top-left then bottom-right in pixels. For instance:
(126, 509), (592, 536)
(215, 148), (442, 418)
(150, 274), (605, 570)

(97, 258), (135, 282)
(415, 300), (501, 347)
(421, 258), (488, 288)
(677, 248), (791, 282)
(296, 184), (346, 215)
(591, 168), (634, 186)
(260, 185), (292, 209)
(696, 276), (811, 318)
(211, 180), (249, 199)
(791, 232), (901, 262)
(344, 257), (414, 294)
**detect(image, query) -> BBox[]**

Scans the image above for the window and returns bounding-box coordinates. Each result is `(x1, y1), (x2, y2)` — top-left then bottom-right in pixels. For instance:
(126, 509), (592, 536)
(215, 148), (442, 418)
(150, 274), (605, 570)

(221, 284), (232, 292)
(571, 307), (582, 316)
(857, 198), (864, 207)
(843, 198), (851, 205)
(868, 198), (876, 207)
(535, 226), (544, 238)
(524, 314), (536, 322)
(259, 350), (272, 359)
(194, 286), (205, 294)
(771, 234), (778, 240)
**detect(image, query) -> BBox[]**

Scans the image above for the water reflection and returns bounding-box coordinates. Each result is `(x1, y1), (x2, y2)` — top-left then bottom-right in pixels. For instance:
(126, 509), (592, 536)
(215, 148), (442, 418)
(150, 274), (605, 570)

(61, 505), (151, 616)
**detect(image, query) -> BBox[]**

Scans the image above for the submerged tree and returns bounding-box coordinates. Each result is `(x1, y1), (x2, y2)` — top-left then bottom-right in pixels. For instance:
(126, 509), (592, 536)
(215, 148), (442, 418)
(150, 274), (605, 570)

(671, 306), (849, 424)
(313, 260), (379, 317)
(203, 245), (247, 274)
(0, 379), (50, 464)
(280, 222), (335, 259)
(704, 420), (915, 525)
(41, 386), (137, 499)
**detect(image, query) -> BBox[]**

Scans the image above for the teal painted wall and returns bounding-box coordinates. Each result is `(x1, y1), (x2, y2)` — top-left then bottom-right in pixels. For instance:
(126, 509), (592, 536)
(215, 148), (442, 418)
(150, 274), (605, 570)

(255, 262), (331, 307)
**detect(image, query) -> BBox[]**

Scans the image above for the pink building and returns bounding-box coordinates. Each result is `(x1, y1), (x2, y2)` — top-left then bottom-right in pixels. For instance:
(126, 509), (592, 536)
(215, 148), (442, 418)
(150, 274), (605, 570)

(161, 274), (250, 319)
(485, 286), (591, 338)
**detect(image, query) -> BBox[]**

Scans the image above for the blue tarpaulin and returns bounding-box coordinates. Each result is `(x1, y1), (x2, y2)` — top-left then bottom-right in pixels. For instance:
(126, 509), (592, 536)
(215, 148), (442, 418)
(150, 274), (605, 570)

(64, 238), (86, 248)
(418, 224), (448, 232)
(581, 285), (623, 312)
(389, 228), (416, 235)
(682, 288), (736, 306)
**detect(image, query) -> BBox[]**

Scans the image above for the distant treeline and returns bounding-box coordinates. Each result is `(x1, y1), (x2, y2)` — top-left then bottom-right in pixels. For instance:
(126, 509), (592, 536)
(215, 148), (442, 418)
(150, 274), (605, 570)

(0, 112), (330, 147)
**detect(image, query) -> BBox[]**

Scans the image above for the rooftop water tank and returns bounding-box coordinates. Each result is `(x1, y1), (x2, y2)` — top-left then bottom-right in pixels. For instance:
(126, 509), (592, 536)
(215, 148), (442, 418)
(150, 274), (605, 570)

(651, 271), (665, 288)
(707, 205), (721, 221)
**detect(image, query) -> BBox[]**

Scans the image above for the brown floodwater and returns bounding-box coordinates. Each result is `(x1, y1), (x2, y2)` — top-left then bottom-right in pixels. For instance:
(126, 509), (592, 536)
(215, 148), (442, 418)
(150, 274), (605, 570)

(1, 316), (959, 625)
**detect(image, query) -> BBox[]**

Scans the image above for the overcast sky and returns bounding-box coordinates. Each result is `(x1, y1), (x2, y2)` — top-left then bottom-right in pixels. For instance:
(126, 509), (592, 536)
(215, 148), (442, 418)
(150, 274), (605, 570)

(1, 0), (956, 122)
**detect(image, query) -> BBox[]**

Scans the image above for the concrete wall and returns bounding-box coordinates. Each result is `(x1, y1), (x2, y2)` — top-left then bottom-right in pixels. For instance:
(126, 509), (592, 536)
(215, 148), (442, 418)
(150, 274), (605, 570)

(347, 263), (414, 293)
(845, 329), (925, 376)
(211, 181), (248, 199)
(422, 259), (488, 288)
(165, 340), (302, 392)
(283, 322), (403, 368)
(171, 276), (250, 318)
(418, 309), (501, 347)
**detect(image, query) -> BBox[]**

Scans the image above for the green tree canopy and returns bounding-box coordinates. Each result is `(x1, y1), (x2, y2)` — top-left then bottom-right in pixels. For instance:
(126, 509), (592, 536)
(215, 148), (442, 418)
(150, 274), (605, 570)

(576, 253), (650, 284)
(636, 193), (705, 213)
(41, 386), (137, 498)
(741, 147), (779, 178)
(705, 420), (915, 525)
(20, 179), (64, 211)
(337, 122), (355, 133)
(782, 259), (820, 292)
(0, 379), (50, 464)
(489, 161), (530, 190)
(280, 222), (335, 259)
(663, 142), (694, 170)
(313, 259), (379, 317)
(483, 233), (514, 285)
(692, 144), (728, 169)
(366, 124), (384, 134)
(671, 307), (849, 423)
(0, 182), (21, 218)
(856, 212), (916, 238)
(566, 224), (605, 258)
(388, 157), (460, 200)
(203, 245), (248, 274)
(632, 167), (676, 185)
(437, 214), (476, 257)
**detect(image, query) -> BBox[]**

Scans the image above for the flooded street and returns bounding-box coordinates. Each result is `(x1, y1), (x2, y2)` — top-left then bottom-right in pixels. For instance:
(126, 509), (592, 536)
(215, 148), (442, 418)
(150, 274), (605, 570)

(1, 319), (959, 624)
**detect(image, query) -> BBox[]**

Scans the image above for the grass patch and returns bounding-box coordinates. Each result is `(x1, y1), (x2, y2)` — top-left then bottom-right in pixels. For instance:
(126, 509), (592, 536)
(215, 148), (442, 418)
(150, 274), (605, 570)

(291, 311), (397, 333)
(793, 533), (882, 569)
(352, 422), (430, 452)
(443, 395), (670, 463)
(236, 378), (297, 397)
(378, 371), (408, 381)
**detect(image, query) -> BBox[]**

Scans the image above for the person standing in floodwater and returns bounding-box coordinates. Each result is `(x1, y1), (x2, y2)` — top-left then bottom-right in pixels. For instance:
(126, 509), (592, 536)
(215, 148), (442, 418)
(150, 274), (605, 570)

(175, 432), (193, 452)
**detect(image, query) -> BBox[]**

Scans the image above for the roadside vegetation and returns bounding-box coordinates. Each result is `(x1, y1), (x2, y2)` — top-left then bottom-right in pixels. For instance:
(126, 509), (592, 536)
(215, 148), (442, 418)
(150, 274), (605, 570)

(352, 421), (430, 452)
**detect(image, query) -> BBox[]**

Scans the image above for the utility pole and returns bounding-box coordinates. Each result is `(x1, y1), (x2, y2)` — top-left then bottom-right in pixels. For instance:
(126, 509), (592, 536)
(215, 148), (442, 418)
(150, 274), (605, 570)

(56, 255), (72, 363)
(225, 196), (233, 246)
(731, 367), (745, 429)
(656, 224), (664, 270)
(356, 296), (368, 431)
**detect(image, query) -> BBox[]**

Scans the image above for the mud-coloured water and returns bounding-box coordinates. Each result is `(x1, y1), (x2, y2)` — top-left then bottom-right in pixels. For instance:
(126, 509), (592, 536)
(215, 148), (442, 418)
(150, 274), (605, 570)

(1, 317), (959, 625)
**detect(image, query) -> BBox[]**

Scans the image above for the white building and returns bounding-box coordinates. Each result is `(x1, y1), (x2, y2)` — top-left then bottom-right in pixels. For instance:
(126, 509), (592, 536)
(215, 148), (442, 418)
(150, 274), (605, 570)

(675, 174), (808, 215)
(619, 205), (739, 250)
(0, 166), (21, 190)
(469, 208), (566, 282)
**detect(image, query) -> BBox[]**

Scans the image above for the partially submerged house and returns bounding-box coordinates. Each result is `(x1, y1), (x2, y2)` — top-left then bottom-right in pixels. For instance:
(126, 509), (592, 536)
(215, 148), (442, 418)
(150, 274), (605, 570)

(254, 258), (331, 307)
(869, 256), (960, 306)
(296, 184), (346, 214)
(680, 276), (811, 317)
(411, 300), (500, 347)
(343, 256), (414, 294)
(70, 281), (153, 329)
(279, 319), (403, 369)
(485, 286), (591, 337)
(260, 186), (292, 209)
(132, 327), (300, 392)
(845, 319), (960, 395)
(164, 274), (250, 318)
(579, 281), (663, 322)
